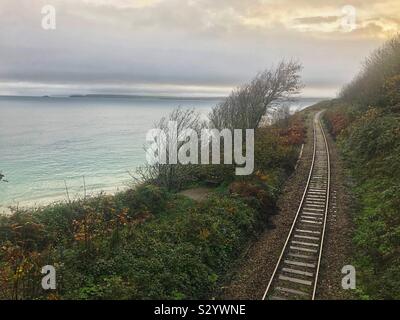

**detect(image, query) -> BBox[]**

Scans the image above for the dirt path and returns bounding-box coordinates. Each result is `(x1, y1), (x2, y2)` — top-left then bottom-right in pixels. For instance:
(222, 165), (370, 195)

(179, 187), (213, 202)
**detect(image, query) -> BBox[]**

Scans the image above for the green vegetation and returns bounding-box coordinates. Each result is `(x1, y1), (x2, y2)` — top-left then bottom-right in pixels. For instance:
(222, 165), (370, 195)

(0, 98), (306, 299)
(323, 34), (400, 299)
(1, 186), (263, 300)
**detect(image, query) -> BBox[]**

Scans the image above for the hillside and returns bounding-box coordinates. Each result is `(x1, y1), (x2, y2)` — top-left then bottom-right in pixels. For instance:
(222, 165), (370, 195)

(322, 34), (400, 299)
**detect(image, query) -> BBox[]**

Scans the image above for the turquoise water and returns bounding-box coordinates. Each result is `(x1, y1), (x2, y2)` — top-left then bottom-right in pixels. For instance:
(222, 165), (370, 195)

(0, 96), (220, 212)
(0, 96), (321, 212)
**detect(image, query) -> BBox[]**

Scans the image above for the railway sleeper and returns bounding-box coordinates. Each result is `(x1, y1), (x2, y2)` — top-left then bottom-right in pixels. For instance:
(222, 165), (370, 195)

(276, 286), (310, 298)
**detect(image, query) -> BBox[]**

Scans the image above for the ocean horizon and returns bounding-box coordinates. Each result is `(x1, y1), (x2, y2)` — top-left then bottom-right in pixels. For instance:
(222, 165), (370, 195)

(0, 95), (324, 213)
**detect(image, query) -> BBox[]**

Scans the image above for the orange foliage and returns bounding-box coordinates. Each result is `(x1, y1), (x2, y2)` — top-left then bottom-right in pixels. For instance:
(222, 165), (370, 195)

(326, 112), (350, 137)
(276, 115), (306, 146)
(0, 243), (45, 299)
(228, 181), (271, 210)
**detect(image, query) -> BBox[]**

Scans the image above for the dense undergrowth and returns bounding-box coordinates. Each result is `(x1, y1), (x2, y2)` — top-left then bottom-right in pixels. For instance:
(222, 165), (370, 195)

(323, 34), (400, 299)
(0, 115), (306, 300)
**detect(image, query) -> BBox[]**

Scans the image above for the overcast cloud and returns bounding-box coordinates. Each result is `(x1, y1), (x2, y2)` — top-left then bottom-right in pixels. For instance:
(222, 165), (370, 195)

(0, 0), (398, 97)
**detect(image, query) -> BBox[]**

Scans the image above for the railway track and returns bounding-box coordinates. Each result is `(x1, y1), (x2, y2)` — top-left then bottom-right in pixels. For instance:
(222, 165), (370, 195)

(262, 111), (331, 300)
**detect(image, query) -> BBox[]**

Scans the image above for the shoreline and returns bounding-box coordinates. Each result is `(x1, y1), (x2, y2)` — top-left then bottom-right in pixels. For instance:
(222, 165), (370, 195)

(0, 184), (130, 215)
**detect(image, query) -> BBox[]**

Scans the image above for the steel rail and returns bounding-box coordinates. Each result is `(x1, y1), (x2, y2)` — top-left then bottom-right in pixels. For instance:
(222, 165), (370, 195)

(261, 110), (331, 300)
(311, 111), (331, 300)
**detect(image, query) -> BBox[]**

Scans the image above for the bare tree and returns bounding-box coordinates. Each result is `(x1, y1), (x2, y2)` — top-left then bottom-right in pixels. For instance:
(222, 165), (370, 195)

(136, 62), (303, 189)
(209, 60), (303, 130)
(269, 104), (292, 126)
(136, 107), (205, 190)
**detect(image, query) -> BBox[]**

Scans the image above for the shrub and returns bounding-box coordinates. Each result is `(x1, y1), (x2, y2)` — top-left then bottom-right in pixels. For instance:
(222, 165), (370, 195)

(117, 184), (169, 216)
(383, 75), (400, 111)
(0, 183), (263, 300)
(341, 34), (400, 109)
(324, 99), (400, 299)
(228, 181), (274, 214)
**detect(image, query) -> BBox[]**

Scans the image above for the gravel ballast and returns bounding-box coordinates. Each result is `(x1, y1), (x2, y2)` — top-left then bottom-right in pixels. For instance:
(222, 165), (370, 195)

(220, 112), (315, 299)
(220, 111), (356, 300)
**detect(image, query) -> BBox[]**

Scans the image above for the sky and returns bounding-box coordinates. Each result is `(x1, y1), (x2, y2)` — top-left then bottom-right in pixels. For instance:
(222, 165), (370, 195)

(0, 0), (399, 97)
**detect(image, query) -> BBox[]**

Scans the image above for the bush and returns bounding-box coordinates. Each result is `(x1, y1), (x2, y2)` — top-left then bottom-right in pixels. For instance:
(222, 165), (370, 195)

(324, 100), (400, 299)
(341, 34), (400, 109)
(0, 182), (263, 300)
(117, 184), (169, 216)
(383, 75), (400, 109)
(254, 128), (298, 176)
(228, 181), (274, 214)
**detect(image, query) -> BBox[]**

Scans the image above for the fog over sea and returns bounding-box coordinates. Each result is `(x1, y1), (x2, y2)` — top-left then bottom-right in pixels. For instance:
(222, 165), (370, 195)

(0, 95), (323, 213)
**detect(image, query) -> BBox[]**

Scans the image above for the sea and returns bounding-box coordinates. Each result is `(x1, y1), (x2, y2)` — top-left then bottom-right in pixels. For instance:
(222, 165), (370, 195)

(0, 95), (323, 213)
